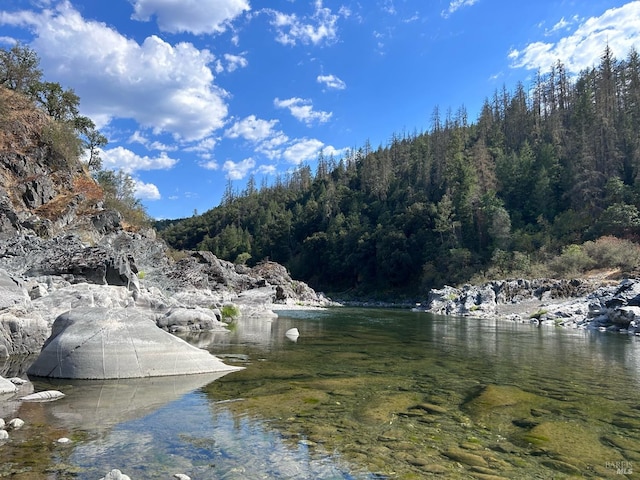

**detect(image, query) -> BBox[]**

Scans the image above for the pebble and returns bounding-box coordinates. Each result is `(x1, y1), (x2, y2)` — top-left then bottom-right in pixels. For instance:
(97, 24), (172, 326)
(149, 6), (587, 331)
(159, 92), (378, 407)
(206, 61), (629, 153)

(21, 390), (65, 402)
(57, 437), (72, 444)
(99, 469), (131, 480)
(0, 430), (8, 441)
(411, 402), (448, 414)
(174, 475), (191, 480)
(442, 447), (488, 467)
(8, 418), (24, 430)
(422, 464), (448, 474)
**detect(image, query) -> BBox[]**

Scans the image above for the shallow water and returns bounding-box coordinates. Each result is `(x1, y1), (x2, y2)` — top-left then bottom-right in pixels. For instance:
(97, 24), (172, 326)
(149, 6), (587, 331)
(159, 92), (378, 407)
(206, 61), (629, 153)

(2, 308), (640, 479)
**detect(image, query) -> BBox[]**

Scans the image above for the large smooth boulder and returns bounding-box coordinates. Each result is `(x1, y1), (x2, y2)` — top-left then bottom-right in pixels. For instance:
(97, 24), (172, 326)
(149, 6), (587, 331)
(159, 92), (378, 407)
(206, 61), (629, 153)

(27, 307), (243, 379)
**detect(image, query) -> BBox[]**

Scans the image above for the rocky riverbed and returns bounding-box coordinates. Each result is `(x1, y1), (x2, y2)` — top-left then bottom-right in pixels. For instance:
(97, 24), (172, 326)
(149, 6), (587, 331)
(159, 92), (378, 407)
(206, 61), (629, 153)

(416, 277), (640, 334)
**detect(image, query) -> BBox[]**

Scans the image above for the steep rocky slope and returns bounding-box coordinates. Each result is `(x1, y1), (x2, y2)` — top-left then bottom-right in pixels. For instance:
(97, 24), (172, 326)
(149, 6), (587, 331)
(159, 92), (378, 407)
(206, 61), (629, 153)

(0, 86), (331, 360)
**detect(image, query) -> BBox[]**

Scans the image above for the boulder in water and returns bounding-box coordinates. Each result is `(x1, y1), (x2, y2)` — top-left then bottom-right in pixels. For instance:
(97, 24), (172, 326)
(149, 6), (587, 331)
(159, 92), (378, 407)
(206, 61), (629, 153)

(27, 307), (244, 379)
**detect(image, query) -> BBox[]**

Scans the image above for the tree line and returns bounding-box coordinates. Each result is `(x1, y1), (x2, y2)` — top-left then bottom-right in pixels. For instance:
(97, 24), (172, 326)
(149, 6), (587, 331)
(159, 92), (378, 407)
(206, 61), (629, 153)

(157, 45), (640, 297)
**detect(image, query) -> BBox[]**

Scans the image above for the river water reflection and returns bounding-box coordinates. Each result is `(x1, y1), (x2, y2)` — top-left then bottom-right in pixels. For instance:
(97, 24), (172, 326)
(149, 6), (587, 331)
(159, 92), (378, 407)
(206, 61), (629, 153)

(2, 308), (640, 479)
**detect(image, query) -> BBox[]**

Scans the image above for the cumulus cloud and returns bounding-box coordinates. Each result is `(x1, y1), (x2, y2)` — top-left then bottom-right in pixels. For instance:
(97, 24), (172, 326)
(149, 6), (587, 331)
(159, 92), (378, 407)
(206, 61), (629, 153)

(274, 97), (332, 125)
(283, 138), (324, 165)
(130, 0), (250, 35)
(223, 52), (248, 72)
(264, 0), (344, 46)
(441, 0), (478, 19)
(317, 74), (346, 90)
(134, 180), (161, 200)
(200, 160), (219, 170)
(509, 2), (640, 74)
(225, 115), (280, 142)
(223, 157), (256, 179)
(101, 146), (178, 173)
(0, 1), (229, 141)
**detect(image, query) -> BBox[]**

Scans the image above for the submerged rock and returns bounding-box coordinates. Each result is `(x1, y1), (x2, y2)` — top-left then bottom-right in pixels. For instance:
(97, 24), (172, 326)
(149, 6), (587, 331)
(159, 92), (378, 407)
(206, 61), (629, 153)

(20, 390), (65, 401)
(99, 470), (131, 480)
(27, 307), (243, 379)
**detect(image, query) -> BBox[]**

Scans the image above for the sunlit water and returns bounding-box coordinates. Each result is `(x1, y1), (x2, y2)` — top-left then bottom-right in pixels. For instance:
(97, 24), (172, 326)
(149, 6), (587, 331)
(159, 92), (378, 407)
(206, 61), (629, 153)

(2, 308), (640, 479)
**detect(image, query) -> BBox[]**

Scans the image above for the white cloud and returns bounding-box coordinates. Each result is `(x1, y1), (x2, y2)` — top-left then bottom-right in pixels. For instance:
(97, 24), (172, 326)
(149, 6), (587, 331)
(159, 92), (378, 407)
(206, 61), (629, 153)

(283, 138), (324, 165)
(256, 164), (277, 175)
(184, 137), (217, 155)
(442, 0), (478, 19)
(131, 0), (250, 35)
(317, 74), (346, 90)
(134, 180), (161, 200)
(129, 131), (177, 152)
(225, 115), (280, 142)
(223, 157), (256, 179)
(510, 2), (640, 74)
(223, 52), (248, 72)
(264, 0), (344, 46)
(101, 146), (178, 173)
(0, 1), (228, 141)
(274, 97), (332, 125)
(255, 132), (290, 159)
(200, 160), (219, 170)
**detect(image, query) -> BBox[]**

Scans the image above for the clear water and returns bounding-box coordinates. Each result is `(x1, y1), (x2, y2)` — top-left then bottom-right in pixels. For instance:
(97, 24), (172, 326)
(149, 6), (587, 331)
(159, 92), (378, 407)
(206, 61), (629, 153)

(2, 308), (640, 479)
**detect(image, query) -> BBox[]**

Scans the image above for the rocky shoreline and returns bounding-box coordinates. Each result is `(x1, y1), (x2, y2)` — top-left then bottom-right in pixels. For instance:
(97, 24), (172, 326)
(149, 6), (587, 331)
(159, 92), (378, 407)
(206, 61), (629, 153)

(416, 277), (640, 334)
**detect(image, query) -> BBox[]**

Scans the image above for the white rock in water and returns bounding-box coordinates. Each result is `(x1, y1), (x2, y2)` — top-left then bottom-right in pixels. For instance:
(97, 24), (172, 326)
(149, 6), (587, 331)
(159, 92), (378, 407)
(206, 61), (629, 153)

(285, 327), (300, 338)
(174, 474), (191, 480)
(21, 390), (65, 402)
(8, 418), (24, 430)
(57, 437), (71, 444)
(0, 430), (8, 441)
(0, 376), (17, 394)
(100, 469), (131, 480)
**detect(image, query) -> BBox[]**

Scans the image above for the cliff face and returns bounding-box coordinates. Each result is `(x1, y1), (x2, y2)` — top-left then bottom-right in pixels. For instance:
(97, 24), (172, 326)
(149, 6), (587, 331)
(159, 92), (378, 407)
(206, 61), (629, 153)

(0, 87), (332, 360)
(0, 86), (99, 240)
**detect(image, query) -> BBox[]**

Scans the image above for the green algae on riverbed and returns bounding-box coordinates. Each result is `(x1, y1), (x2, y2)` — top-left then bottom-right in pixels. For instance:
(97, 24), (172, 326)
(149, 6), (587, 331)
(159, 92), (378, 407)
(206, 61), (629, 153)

(204, 308), (640, 479)
(3, 308), (640, 479)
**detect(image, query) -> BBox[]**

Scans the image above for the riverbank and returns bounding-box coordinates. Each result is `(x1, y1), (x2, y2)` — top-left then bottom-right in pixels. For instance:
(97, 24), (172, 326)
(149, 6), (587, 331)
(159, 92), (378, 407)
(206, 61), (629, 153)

(415, 277), (640, 334)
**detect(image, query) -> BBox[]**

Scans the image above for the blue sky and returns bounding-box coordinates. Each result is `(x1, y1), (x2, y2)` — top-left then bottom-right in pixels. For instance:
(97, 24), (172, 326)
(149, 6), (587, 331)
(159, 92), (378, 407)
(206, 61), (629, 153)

(2, 0), (640, 219)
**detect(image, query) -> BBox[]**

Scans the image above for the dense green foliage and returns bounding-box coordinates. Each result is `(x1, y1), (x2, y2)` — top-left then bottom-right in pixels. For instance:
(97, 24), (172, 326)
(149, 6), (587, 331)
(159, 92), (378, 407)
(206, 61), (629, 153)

(157, 46), (640, 296)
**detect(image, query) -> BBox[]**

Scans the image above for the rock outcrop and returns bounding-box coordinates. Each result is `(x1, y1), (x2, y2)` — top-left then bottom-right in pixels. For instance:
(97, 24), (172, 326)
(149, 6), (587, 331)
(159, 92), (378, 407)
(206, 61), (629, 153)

(417, 277), (640, 333)
(0, 85), (332, 377)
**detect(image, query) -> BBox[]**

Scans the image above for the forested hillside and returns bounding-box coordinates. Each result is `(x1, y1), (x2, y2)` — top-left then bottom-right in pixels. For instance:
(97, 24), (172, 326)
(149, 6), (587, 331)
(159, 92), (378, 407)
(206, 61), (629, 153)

(158, 46), (640, 297)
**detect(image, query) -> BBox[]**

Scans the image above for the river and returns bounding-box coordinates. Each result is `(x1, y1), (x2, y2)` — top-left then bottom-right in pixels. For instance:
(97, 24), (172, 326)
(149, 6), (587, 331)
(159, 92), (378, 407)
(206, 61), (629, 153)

(2, 308), (640, 479)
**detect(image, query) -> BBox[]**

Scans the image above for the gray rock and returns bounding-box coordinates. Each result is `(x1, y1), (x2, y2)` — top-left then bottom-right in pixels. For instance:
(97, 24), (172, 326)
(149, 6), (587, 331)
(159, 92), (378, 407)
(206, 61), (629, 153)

(157, 307), (226, 332)
(27, 307), (244, 379)
(21, 390), (65, 402)
(0, 308), (52, 356)
(0, 375), (17, 394)
(7, 418), (24, 430)
(0, 269), (29, 310)
(99, 469), (131, 480)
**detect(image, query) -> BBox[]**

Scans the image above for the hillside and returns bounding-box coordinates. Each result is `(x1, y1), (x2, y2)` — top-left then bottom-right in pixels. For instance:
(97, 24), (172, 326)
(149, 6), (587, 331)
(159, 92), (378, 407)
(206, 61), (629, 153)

(158, 46), (640, 298)
(0, 80), (331, 359)
(0, 86), (103, 239)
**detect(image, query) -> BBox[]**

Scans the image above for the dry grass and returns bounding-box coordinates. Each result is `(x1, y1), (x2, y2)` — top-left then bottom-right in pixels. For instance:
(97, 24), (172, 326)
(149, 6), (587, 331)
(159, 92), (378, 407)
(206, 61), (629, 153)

(0, 87), (50, 155)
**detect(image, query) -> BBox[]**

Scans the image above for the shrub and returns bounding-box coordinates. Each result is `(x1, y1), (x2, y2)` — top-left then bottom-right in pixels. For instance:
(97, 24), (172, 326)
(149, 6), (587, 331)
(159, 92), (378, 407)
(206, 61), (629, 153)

(548, 244), (595, 277)
(221, 304), (239, 320)
(582, 236), (640, 272)
(42, 120), (83, 168)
